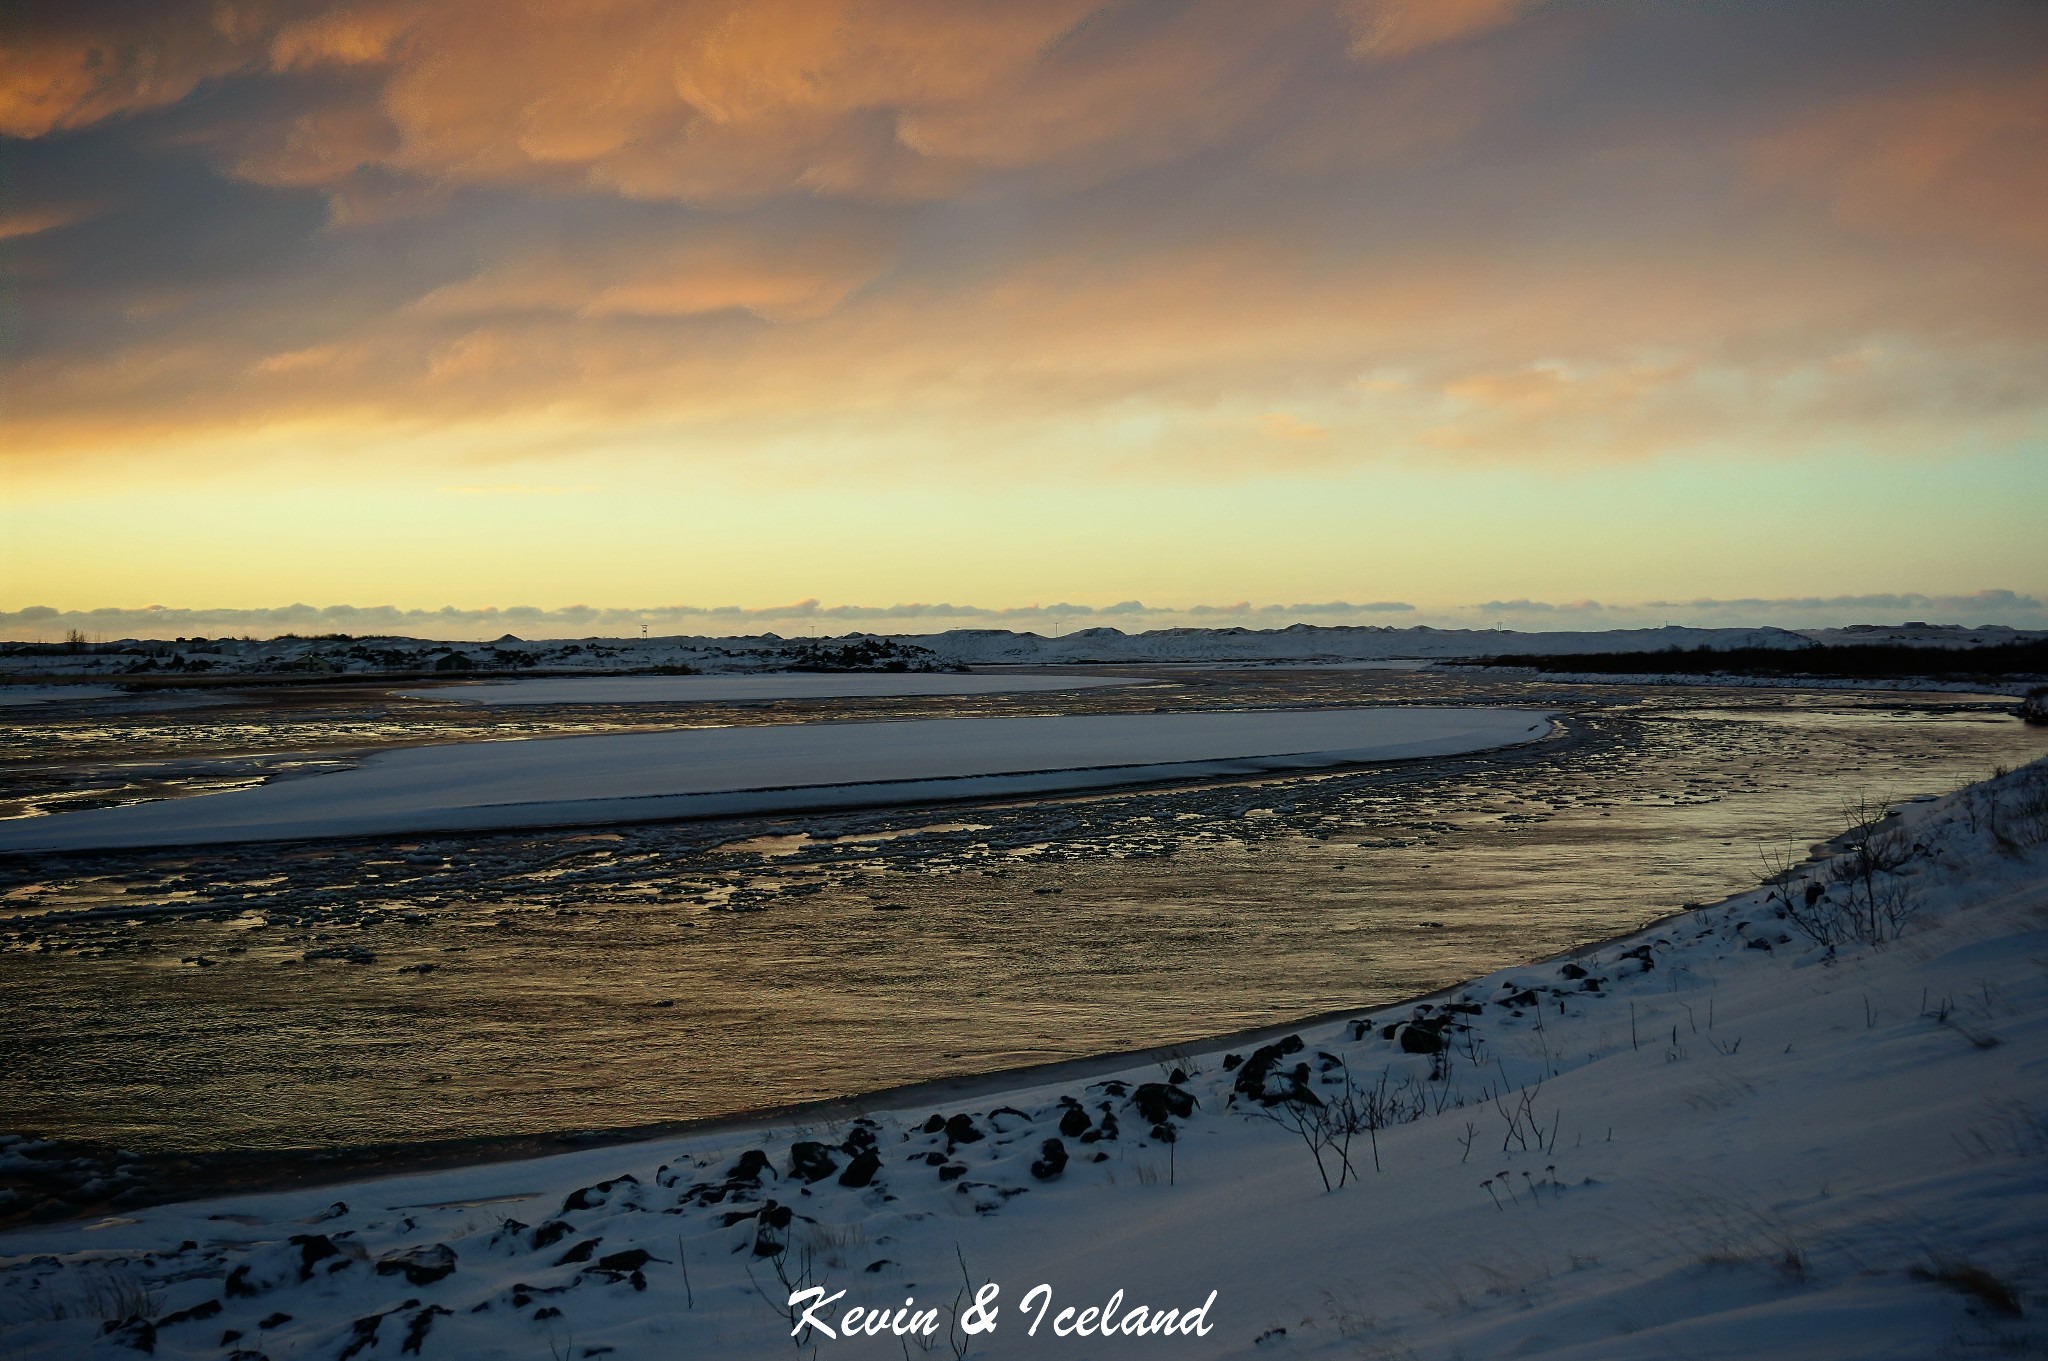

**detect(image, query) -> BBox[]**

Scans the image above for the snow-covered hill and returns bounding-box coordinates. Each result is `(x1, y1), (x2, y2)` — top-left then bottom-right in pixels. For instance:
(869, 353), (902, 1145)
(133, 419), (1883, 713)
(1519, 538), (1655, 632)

(0, 624), (1847, 680)
(5, 763), (2045, 1359)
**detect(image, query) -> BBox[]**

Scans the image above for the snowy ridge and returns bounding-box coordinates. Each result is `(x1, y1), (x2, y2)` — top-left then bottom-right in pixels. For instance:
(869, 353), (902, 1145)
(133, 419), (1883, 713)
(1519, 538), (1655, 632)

(893, 624), (1818, 667)
(8, 624), (2046, 685)
(3, 763), (2047, 1358)
(2, 625), (1829, 682)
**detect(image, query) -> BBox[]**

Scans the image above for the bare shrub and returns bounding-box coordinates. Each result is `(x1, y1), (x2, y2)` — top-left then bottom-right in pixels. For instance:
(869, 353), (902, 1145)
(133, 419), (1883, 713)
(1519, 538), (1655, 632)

(1988, 766), (2048, 852)
(1763, 794), (1923, 948)
(1261, 1070), (1430, 1190)
(1911, 1258), (2024, 1318)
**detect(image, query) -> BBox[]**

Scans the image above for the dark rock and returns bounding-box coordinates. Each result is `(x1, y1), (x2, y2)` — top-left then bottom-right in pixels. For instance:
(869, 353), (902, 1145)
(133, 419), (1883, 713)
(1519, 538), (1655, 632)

(340, 1312), (389, 1361)
(337, 1301), (419, 1361)
(864, 1260), (895, 1273)
(224, 1266), (258, 1298)
(921, 1114), (947, 1134)
(1232, 1037), (1314, 1105)
(159, 1299), (223, 1328)
(535, 1306), (561, 1321)
(1397, 1019), (1450, 1055)
(288, 1234), (342, 1281)
(1058, 1106), (1091, 1138)
(1221, 1053), (1243, 1071)
(106, 1316), (156, 1353)
(938, 1164), (967, 1182)
(257, 1313), (291, 1330)
(401, 1305), (450, 1355)
(1559, 962), (1588, 980)
(943, 1114), (984, 1147)
(752, 1218), (788, 1257)
(1130, 1083), (1197, 1124)
(837, 1149), (882, 1188)
(592, 1249), (658, 1274)
(561, 1175), (638, 1213)
(552, 1240), (599, 1266)
(377, 1243), (457, 1286)
(727, 1150), (772, 1184)
(788, 1141), (839, 1183)
(531, 1220), (574, 1250)
(1168, 1068), (1189, 1084)
(315, 1201), (349, 1221)
(1030, 1138), (1069, 1180)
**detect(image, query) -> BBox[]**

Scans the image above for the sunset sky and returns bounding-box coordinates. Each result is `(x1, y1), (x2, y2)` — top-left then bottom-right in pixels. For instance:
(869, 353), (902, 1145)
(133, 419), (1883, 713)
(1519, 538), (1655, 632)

(3, 0), (2046, 639)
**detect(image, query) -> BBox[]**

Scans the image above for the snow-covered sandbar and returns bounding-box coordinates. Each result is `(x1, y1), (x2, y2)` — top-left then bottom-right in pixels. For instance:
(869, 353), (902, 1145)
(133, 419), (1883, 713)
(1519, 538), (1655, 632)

(397, 673), (1146, 705)
(0, 707), (1549, 852)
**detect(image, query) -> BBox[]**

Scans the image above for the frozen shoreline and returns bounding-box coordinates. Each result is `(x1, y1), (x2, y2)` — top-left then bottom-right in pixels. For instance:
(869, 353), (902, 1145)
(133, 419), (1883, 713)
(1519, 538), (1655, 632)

(4, 761), (2044, 1358)
(0, 707), (1551, 853)
(396, 673), (1149, 705)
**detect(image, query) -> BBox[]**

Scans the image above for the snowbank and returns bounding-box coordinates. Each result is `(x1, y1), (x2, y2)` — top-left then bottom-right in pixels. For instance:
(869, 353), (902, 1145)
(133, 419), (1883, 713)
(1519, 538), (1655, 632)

(0, 707), (1550, 853)
(0, 685), (123, 707)
(396, 674), (1145, 705)
(3, 763), (2045, 1358)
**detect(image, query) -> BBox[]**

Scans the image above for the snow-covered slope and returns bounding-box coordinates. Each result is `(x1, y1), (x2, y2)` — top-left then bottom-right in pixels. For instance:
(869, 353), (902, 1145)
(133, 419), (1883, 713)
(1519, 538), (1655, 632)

(5, 764), (2045, 1358)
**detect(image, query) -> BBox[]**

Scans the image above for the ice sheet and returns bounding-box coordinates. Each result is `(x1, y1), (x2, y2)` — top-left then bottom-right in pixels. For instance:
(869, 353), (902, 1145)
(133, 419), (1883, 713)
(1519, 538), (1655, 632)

(0, 706), (1549, 851)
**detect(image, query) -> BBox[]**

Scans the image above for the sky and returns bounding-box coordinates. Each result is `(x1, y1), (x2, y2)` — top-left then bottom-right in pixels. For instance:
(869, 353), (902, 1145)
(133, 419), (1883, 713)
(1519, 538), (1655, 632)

(2, 0), (2046, 639)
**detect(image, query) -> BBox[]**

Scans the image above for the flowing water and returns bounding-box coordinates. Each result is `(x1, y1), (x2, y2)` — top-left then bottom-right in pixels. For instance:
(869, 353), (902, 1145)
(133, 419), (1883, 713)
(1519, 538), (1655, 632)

(1, 669), (2041, 1153)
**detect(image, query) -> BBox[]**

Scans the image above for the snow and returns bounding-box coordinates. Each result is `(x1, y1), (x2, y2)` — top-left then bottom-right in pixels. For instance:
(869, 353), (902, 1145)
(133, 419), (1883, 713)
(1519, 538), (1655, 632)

(4, 762), (2044, 1359)
(395, 673), (1146, 705)
(0, 685), (122, 707)
(0, 707), (1550, 853)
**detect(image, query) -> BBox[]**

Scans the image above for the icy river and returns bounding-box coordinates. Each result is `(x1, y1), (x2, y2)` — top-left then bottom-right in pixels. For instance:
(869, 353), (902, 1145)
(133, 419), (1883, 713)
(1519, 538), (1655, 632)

(1, 667), (2043, 1162)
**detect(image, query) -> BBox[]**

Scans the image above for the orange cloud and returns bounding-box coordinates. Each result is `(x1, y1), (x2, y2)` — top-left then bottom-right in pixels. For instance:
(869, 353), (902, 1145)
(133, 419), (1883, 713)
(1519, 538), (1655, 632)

(268, 4), (412, 69)
(1756, 65), (2048, 253)
(0, 203), (95, 241)
(414, 223), (896, 324)
(0, 3), (271, 138)
(1341, 0), (1533, 60)
(3, 1), (2045, 493)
